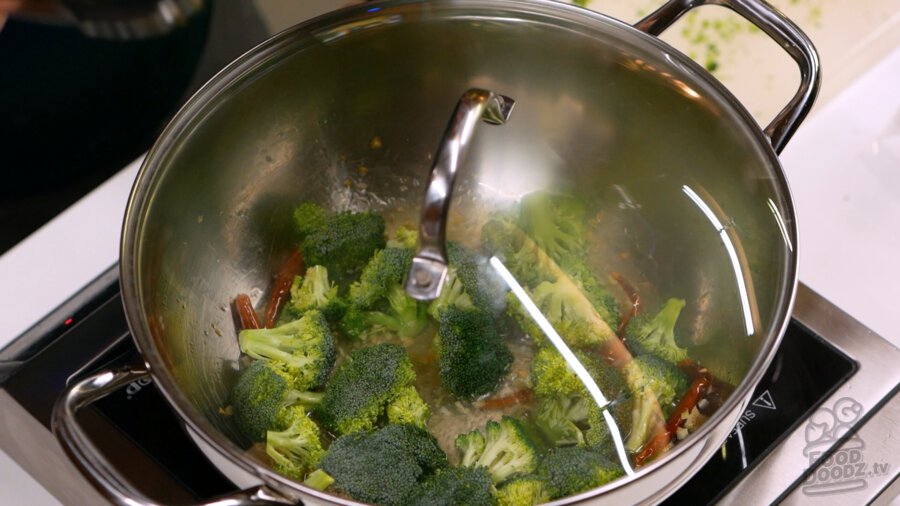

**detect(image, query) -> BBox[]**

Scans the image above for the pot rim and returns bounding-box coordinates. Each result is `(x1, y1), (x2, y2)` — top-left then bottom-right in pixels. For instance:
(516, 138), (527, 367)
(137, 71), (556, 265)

(120, 0), (799, 502)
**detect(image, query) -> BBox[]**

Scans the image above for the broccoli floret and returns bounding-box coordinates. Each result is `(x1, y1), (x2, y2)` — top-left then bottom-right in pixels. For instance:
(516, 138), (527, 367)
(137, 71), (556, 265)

(341, 248), (428, 339)
(303, 469), (335, 491)
(530, 347), (589, 398)
(387, 225), (419, 249)
(356, 285), (428, 339)
(315, 343), (427, 435)
(516, 192), (619, 328)
(348, 247), (413, 307)
(527, 278), (614, 347)
(456, 416), (540, 484)
(407, 466), (496, 506)
(505, 292), (543, 342)
(386, 385), (431, 429)
(448, 242), (509, 315)
(494, 475), (549, 506)
(426, 269), (473, 320)
(484, 216), (664, 453)
(533, 395), (590, 447)
(625, 298), (688, 364)
(481, 218), (553, 290)
(284, 265), (347, 322)
(582, 397), (634, 457)
(617, 358), (668, 452)
(437, 306), (512, 399)
(300, 210), (385, 275)
(341, 286), (428, 340)
(456, 429), (487, 467)
(320, 424), (448, 506)
(630, 354), (690, 412)
(265, 406), (325, 480)
(537, 446), (623, 500)
(230, 360), (323, 442)
(238, 310), (336, 391)
(427, 242), (510, 320)
(293, 202), (327, 237)
(530, 347), (632, 451)
(481, 218), (617, 346)
(518, 191), (587, 266)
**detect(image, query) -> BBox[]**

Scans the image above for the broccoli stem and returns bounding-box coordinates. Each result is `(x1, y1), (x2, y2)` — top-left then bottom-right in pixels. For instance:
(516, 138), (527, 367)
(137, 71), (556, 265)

(285, 390), (325, 408)
(495, 219), (667, 455)
(239, 340), (317, 369)
(303, 469), (335, 491)
(496, 219), (617, 342)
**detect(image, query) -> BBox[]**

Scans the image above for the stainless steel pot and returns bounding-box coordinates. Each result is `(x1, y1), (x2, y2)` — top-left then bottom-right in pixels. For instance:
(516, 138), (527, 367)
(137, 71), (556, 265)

(52, 0), (819, 504)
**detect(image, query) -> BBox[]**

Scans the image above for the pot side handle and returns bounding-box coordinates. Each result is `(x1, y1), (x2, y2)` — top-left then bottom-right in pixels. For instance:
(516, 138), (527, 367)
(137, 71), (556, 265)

(51, 367), (296, 506)
(634, 0), (820, 154)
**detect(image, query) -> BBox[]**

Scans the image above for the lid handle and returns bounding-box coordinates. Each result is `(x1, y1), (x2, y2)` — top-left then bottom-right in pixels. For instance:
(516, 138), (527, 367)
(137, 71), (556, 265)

(405, 89), (515, 301)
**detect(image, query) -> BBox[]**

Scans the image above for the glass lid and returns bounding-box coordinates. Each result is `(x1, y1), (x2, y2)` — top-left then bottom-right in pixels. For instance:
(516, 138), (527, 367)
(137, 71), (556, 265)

(125, 1), (798, 504)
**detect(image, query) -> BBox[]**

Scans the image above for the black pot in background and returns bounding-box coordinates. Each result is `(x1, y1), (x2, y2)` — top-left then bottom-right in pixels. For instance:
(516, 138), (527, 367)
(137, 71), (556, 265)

(0, 0), (268, 254)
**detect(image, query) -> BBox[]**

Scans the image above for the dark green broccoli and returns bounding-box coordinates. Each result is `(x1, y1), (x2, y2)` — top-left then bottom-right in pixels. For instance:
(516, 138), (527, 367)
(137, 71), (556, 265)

(283, 265), (347, 322)
(315, 343), (428, 435)
(494, 475), (549, 506)
(537, 446), (623, 500)
(299, 209), (385, 276)
(407, 466), (496, 506)
(437, 306), (512, 399)
(303, 469), (335, 491)
(625, 298), (688, 364)
(456, 416), (541, 484)
(293, 202), (327, 237)
(341, 247), (428, 339)
(238, 310), (336, 391)
(230, 360), (324, 443)
(265, 405), (325, 480)
(319, 424), (448, 506)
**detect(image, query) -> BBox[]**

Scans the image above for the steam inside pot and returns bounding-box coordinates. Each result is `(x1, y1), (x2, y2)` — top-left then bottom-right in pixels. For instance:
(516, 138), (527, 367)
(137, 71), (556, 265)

(129, 3), (799, 503)
(225, 193), (734, 504)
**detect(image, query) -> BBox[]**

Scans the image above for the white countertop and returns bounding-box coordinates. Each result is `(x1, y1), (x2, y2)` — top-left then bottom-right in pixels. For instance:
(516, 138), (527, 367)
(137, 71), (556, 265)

(2, 0), (899, 504)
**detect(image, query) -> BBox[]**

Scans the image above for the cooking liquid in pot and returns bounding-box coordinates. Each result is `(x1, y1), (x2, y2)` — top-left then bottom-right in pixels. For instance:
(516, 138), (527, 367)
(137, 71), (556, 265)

(236, 194), (738, 503)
